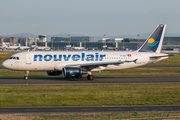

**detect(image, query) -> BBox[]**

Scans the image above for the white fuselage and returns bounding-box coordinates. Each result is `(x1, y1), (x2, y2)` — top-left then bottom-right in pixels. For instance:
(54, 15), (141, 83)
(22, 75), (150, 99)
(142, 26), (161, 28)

(2, 51), (168, 71)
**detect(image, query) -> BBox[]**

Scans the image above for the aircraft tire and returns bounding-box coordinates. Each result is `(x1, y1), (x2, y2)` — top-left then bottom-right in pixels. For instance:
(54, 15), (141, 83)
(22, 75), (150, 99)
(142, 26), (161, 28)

(87, 75), (94, 80)
(24, 76), (28, 80)
(76, 75), (82, 79)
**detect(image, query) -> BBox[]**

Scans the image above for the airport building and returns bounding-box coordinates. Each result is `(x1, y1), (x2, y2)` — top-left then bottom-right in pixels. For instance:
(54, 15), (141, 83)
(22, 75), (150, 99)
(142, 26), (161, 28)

(51, 36), (94, 43)
(0, 37), (37, 46)
(0, 37), (18, 43)
(51, 37), (70, 42)
(45, 39), (143, 51)
(71, 36), (94, 42)
(45, 37), (180, 51)
(1, 35), (180, 51)
(38, 35), (47, 42)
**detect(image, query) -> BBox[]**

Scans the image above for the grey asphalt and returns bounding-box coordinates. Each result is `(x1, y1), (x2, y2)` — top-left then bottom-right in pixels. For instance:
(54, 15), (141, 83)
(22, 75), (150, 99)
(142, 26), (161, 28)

(0, 105), (180, 114)
(0, 75), (180, 84)
(0, 66), (5, 69)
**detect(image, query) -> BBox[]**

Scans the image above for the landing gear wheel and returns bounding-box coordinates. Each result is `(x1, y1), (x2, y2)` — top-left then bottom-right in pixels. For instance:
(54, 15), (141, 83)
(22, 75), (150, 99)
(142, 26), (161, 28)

(76, 75), (82, 79)
(24, 71), (29, 80)
(24, 76), (28, 80)
(87, 75), (94, 80)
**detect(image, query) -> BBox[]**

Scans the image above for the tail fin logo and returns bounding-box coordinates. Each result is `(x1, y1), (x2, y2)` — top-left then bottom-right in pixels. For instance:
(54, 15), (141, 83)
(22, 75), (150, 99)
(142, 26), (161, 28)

(138, 24), (166, 53)
(147, 38), (159, 47)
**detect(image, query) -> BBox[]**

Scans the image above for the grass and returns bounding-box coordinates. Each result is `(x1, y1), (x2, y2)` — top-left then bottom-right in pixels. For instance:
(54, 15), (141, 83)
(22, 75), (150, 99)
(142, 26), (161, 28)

(0, 83), (180, 107)
(0, 69), (48, 77)
(20, 111), (180, 120)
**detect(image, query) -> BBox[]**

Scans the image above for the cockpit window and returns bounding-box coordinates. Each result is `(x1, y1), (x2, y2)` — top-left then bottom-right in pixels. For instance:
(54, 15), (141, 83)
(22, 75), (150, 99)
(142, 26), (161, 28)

(9, 57), (19, 60)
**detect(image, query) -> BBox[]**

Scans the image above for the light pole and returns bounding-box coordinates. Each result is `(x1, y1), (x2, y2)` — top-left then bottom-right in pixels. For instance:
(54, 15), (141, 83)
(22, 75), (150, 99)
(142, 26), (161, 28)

(103, 34), (106, 50)
(137, 34), (140, 49)
(51, 38), (54, 51)
(68, 34), (71, 45)
(123, 39), (124, 51)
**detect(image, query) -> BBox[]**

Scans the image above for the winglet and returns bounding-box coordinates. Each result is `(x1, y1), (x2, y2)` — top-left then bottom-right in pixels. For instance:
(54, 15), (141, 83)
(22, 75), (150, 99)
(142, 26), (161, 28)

(138, 24), (166, 53)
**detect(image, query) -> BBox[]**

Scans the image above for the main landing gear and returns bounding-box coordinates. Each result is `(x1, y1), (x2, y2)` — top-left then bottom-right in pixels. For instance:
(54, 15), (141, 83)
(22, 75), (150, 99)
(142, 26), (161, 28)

(76, 75), (82, 79)
(87, 75), (94, 80)
(23, 70), (95, 80)
(24, 71), (29, 80)
(87, 71), (94, 80)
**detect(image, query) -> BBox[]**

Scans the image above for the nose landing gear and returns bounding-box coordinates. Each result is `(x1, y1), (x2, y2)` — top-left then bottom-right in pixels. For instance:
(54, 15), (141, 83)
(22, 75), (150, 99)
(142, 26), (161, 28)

(24, 71), (29, 80)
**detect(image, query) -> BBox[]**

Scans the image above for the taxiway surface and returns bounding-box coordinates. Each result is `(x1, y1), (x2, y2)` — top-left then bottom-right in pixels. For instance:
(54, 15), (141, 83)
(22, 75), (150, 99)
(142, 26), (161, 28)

(0, 105), (180, 114)
(0, 75), (179, 84)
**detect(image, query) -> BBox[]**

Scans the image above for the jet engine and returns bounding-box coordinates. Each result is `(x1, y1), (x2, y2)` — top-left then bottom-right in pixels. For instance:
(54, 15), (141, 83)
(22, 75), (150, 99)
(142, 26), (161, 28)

(62, 67), (82, 78)
(46, 71), (62, 76)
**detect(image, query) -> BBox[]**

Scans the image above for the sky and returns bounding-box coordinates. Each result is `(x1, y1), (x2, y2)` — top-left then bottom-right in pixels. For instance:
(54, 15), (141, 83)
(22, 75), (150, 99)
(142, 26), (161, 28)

(0, 0), (180, 36)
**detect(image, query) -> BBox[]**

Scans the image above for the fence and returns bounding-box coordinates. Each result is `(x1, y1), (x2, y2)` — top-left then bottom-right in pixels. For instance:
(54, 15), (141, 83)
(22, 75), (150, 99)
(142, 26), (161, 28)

(0, 52), (10, 58)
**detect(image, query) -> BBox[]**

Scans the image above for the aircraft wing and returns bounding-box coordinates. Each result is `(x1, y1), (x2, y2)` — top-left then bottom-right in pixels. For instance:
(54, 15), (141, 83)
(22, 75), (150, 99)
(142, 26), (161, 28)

(67, 59), (138, 71)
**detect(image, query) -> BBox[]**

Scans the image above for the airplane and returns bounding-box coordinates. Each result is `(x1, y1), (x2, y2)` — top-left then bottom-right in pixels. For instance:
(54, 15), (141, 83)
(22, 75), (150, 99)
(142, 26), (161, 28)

(2, 42), (31, 50)
(1, 42), (19, 50)
(71, 47), (86, 50)
(18, 46), (30, 50)
(2, 24), (169, 80)
(36, 46), (50, 51)
(34, 42), (50, 51)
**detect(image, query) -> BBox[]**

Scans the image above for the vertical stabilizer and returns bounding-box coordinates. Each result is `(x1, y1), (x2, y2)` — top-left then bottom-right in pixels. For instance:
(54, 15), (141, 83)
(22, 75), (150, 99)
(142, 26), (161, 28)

(138, 24), (166, 53)
(2, 42), (8, 48)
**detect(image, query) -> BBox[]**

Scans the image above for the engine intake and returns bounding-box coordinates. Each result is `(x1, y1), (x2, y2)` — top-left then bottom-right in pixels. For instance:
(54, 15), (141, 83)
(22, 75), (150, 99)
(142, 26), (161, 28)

(46, 71), (62, 76)
(62, 67), (82, 78)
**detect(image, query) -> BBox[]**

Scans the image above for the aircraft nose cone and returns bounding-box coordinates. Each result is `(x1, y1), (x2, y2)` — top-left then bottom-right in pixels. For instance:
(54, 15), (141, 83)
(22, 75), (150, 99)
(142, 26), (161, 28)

(2, 61), (10, 69)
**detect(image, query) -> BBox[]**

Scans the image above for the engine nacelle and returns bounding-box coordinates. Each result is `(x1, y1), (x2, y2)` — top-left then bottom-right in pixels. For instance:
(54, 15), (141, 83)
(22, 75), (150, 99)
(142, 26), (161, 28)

(62, 67), (82, 78)
(46, 71), (62, 76)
